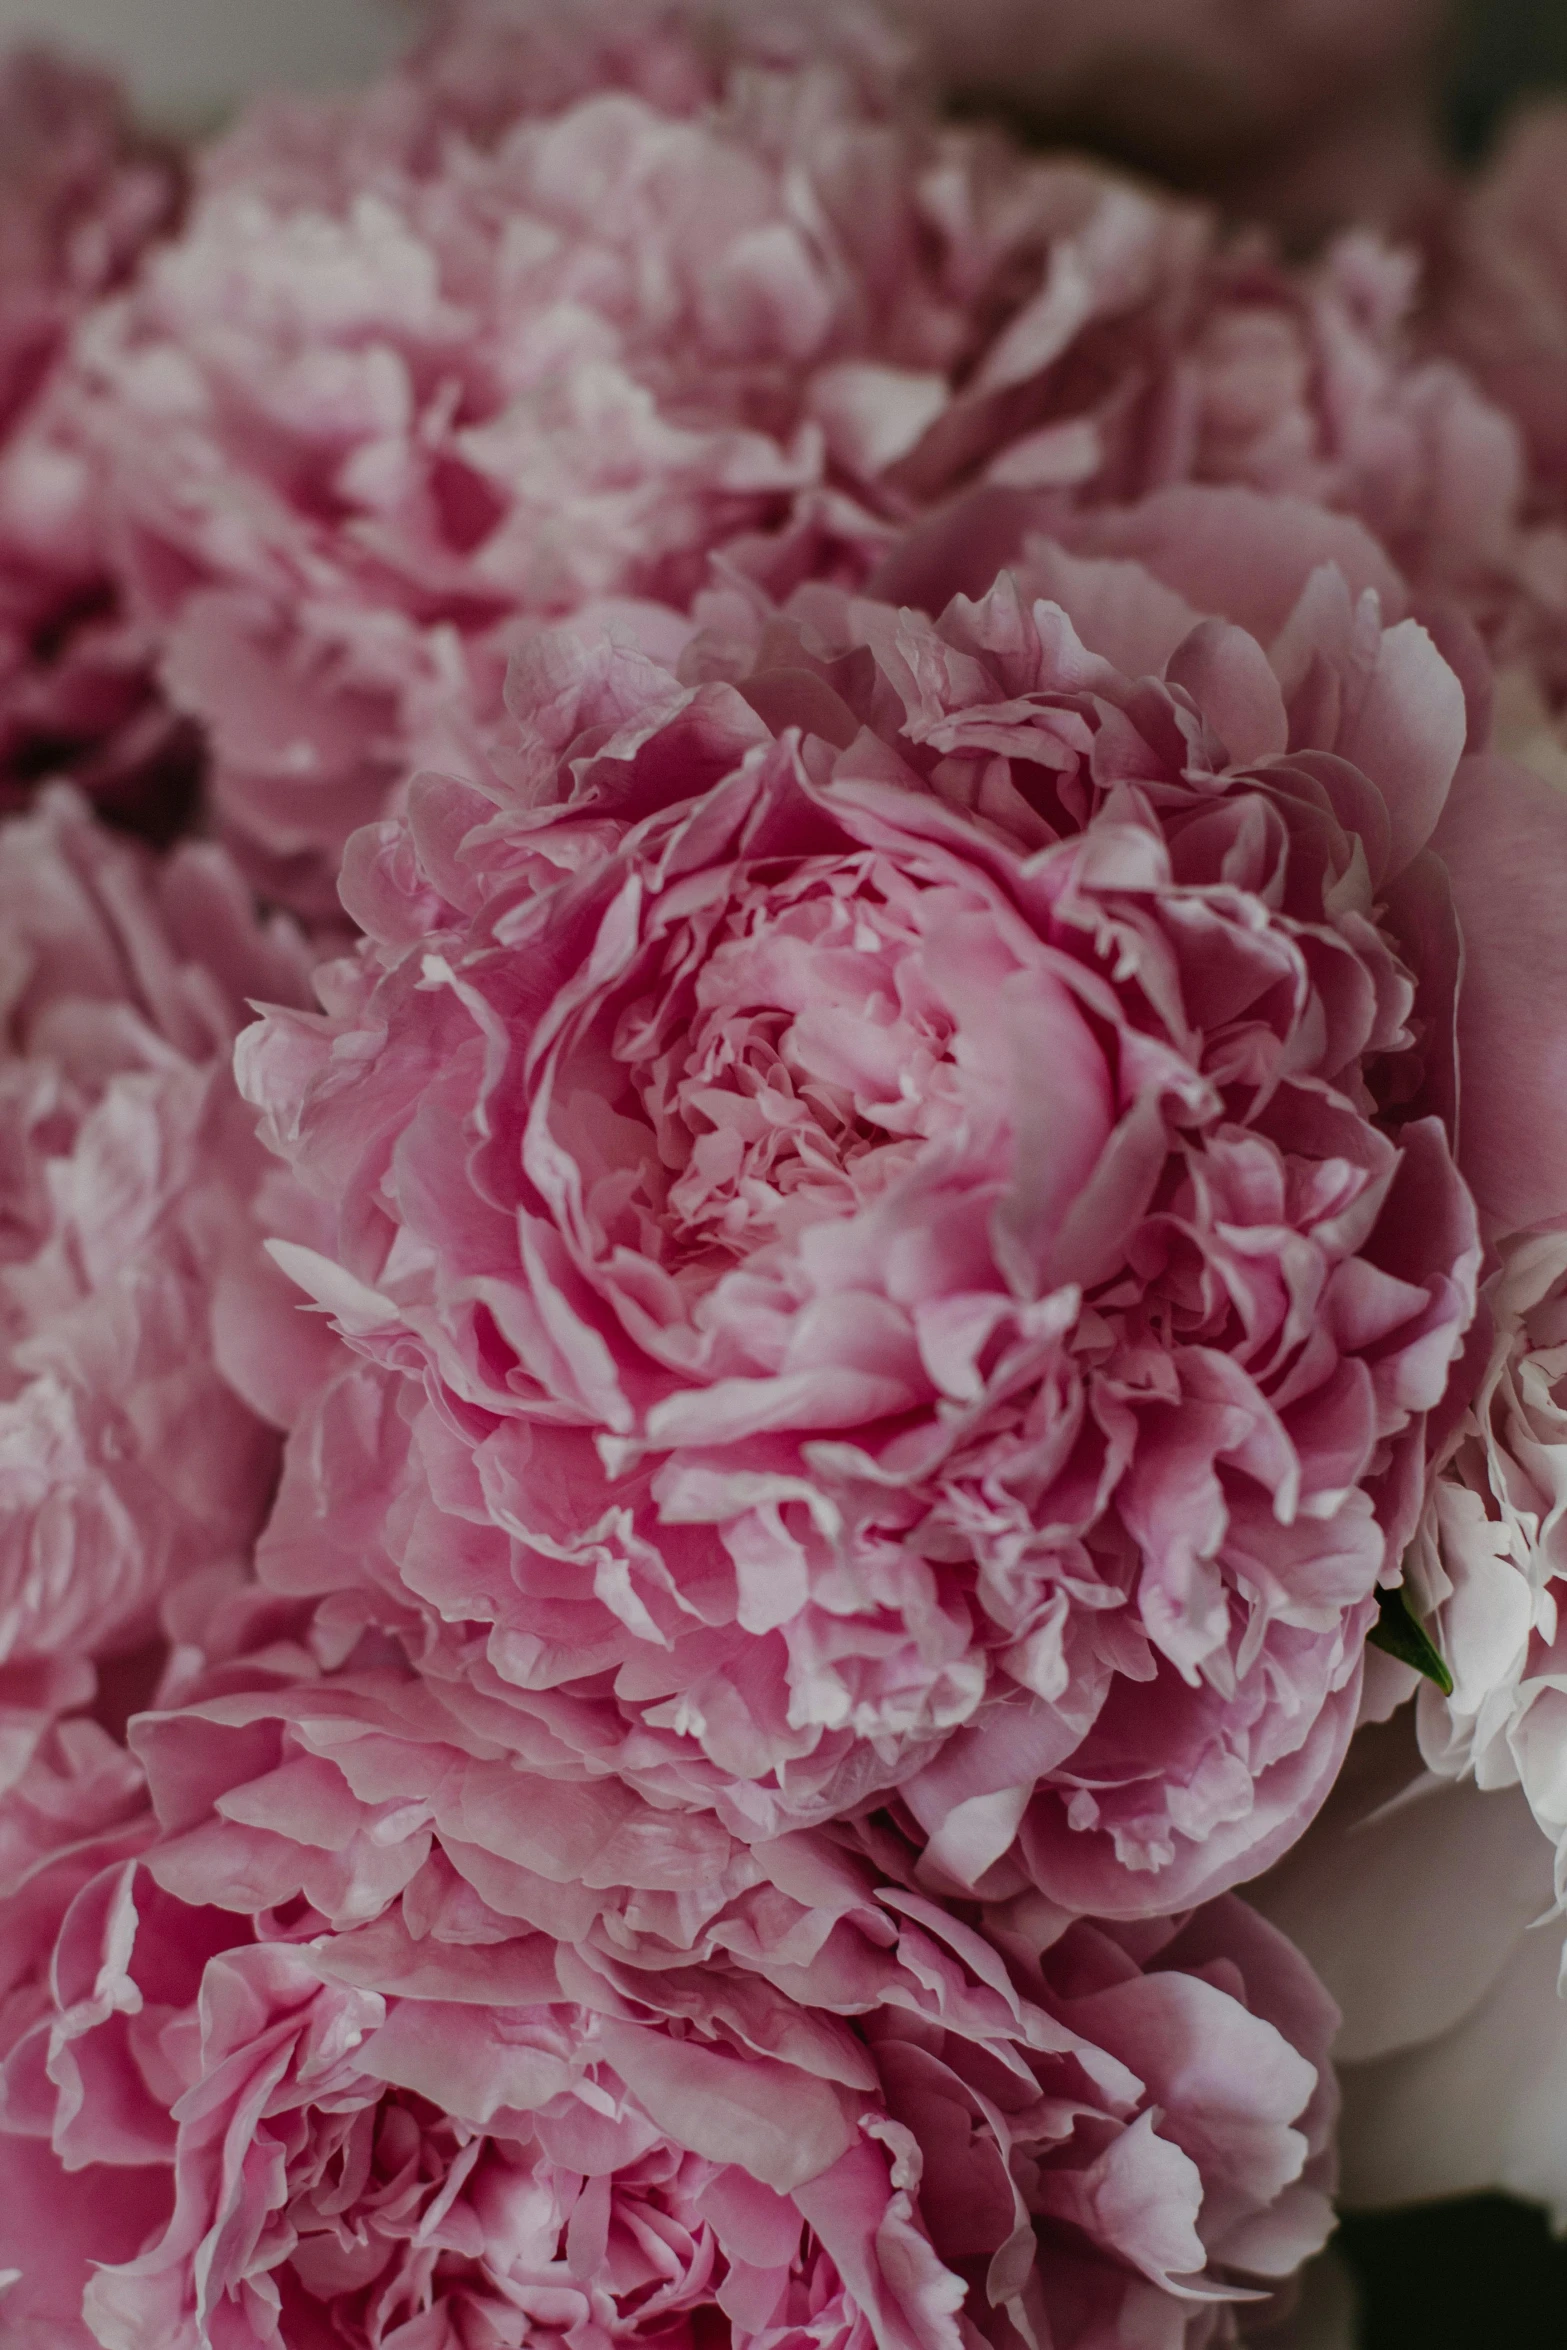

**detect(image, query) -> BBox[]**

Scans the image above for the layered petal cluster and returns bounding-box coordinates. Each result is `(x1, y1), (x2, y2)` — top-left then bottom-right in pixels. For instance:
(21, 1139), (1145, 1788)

(0, 786), (327, 1755)
(0, 48), (192, 831)
(239, 494), (1480, 1917)
(71, 0), (1192, 909)
(0, 1620), (1338, 2350)
(70, 0), (1517, 913)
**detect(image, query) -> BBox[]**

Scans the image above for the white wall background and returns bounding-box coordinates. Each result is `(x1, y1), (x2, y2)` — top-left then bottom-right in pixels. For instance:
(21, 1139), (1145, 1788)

(0, 0), (428, 127)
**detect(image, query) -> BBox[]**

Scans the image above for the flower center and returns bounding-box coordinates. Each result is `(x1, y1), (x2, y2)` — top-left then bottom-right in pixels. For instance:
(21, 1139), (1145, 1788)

(602, 856), (964, 1288)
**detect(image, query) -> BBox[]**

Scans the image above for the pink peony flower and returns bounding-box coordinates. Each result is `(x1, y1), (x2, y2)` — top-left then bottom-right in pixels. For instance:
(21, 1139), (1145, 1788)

(70, 0), (1011, 909)
(72, 0), (1516, 913)
(0, 786), (332, 1741)
(79, 1945), (958, 2350)
(0, 47), (193, 835)
(238, 492), (1480, 1915)
(0, 1635), (1337, 2350)
(1409, 1221), (1567, 1902)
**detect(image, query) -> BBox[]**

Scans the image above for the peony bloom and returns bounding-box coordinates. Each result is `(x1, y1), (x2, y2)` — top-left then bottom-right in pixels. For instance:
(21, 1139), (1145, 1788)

(0, 47), (193, 834)
(239, 492), (1480, 1915)
(71, 0), (1192, 910)
(77, 1944), (961, 2350)
(0, 1622), (1338, 2350)
(72, 0), (1516, 913)
(0, 786), (330, 1749)
(1407, 1241), (1567, 1923)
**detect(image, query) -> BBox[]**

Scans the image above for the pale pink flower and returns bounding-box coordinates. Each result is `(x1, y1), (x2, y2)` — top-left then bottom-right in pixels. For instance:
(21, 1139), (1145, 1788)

(0, 787), (330, 1731)
(74, 1934), (961, 2350)
(0, 1636), (1337, 2350)
(78, 0), (1042, 909)
(1409, 1223), (1567, 1877)
(74, 0), (1516, 912)
(240, 497), (1480, 1914)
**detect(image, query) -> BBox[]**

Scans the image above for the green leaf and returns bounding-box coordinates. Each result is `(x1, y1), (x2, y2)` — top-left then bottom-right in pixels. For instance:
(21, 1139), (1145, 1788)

(1367, 1583), (1454, 1697)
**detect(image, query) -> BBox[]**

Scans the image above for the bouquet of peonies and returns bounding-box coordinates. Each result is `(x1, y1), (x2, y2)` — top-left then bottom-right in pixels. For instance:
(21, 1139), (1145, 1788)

(2, 3), (1567, 2343)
